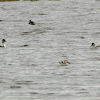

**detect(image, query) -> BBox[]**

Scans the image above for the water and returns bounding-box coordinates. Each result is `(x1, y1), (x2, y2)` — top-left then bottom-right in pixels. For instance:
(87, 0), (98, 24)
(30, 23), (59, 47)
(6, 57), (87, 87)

(0, 0), (100, 100)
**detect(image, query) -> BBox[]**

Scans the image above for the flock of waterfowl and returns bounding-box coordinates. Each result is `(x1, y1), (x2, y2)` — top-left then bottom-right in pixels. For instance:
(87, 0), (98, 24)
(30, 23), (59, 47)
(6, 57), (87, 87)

(1, 20), (100, 66)
(60, 42), (100, 66)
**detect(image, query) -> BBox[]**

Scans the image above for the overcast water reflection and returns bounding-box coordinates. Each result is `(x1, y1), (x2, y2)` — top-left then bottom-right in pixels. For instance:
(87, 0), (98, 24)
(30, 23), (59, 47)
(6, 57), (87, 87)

(0, 0), (100, 100)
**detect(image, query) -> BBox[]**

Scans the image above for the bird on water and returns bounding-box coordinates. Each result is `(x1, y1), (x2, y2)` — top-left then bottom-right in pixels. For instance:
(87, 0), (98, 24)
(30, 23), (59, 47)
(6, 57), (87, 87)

(0, 39), (6, 48)
(59, 60), (70, 66)
(91, 43), (100, 48)
(29, 20), (35, 25)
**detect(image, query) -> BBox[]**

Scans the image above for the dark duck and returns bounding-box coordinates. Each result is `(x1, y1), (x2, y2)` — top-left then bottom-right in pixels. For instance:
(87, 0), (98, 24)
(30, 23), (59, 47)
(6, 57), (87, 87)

(29, 20), (35, 25)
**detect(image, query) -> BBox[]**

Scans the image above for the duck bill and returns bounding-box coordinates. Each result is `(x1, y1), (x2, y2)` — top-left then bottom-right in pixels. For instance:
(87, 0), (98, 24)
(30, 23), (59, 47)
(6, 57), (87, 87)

(67, 62), (70, 64)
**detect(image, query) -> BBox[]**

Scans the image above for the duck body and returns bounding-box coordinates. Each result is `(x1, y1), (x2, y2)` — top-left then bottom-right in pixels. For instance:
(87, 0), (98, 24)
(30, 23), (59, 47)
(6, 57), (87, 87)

(29, 20), (35, 25)
(59, 60), (70, 66)
(91, 43), (100, 48)
(96, 45), (100, 48)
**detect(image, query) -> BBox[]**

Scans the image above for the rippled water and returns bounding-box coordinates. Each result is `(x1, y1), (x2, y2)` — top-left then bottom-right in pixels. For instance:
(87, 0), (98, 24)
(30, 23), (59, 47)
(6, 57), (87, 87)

(0, 0), (100, 100)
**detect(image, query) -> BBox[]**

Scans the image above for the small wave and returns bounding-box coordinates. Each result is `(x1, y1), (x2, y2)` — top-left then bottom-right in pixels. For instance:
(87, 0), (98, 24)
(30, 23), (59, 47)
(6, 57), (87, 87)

(10, 86), (21, 89)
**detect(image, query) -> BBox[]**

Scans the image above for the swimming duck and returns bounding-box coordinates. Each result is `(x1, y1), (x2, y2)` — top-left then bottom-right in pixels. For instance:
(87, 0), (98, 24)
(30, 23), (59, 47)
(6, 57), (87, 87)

(91, 43), (100, 48)
(59, 60), (70, 66)
(0, 39), (6, 48)
(29, 20), (35, 25)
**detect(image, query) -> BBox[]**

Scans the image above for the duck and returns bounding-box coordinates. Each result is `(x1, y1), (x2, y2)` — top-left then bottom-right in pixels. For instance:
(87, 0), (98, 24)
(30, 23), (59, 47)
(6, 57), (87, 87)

(0, 39), (6, 48)
(91, 43), (100, 48)
(29, 20), (35, 25)
(59, 60), (70, 66)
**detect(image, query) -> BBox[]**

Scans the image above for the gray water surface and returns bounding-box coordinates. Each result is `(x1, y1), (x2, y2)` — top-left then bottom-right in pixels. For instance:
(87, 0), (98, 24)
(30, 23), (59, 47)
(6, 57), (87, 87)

(0, 0), (100, 100)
